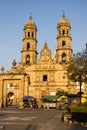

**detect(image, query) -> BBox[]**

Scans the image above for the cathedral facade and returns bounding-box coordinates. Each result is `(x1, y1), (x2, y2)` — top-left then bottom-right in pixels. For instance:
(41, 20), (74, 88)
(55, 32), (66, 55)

(0, 14), (80, 107)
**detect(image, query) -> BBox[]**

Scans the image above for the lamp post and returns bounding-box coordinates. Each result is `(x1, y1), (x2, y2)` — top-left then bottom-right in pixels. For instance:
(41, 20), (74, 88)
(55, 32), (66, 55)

(1, 79), (4, 108)
(84, 43), (87, 91)
(23, 73), (27, 97)
(1, 66), (5, 108)
(76, 69), (83, 105)
(79, 75), (82, 105)
(27, 74), (30, 96)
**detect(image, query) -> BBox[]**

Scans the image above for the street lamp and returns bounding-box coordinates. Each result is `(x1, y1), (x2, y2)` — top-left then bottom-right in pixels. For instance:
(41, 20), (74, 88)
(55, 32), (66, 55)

(1, 79), (4, 108)
(76, 68), (84, 105)
(27, 74), (30, 95)
(78, 75), (82, 105)
(1, 66), (5, 108)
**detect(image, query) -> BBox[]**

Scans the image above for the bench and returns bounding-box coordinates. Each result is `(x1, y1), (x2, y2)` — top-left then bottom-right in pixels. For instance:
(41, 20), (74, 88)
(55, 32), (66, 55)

(67, 112), (87, 124)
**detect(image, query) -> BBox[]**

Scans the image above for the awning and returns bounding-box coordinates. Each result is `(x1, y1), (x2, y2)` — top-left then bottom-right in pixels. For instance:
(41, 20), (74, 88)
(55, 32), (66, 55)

(23, 96), (35, 101)
(59, 95), (68, 99)
(42, 95), (59, 101)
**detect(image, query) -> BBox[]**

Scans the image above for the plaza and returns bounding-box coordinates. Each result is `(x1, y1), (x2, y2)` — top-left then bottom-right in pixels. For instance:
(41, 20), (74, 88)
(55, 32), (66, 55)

(0, 108), (87, 130)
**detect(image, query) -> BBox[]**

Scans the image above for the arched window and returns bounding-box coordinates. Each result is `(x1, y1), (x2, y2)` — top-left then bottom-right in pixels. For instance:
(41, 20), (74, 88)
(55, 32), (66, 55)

(62, 30), (65, 35)
(32, 32), (34, 38)
(67, 30), (68, 35)
(28, 32), (30, 37)
(62, 53), (66, 63)
(62, 41), (66, 48)
(26, 55), (30, 64)
(27, 43), (30, 50)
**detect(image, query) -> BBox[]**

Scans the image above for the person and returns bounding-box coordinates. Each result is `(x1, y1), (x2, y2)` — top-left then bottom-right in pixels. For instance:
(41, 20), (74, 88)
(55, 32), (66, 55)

(67, 103), (71, 113)
(8, 99), (13, 107)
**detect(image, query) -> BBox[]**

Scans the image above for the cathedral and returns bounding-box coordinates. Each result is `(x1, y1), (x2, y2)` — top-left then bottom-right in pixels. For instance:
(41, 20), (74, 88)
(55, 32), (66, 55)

(0, 13), (82, 107)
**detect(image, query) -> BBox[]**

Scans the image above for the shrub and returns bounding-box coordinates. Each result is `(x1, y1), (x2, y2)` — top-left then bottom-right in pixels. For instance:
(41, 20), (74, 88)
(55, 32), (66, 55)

(71, 102), (87, 113)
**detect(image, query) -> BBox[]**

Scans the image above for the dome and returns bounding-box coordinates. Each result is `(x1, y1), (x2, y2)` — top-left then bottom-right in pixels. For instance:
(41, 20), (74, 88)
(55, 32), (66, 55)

(25, 15), (37, 29)
(58, 13), (70, 26)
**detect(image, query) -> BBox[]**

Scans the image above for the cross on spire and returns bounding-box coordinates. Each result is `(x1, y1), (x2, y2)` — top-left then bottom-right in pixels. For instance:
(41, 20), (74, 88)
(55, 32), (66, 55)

(30, 12), (32, 17)
(63, 10), (65, 17)
(29, 12), (32, 19)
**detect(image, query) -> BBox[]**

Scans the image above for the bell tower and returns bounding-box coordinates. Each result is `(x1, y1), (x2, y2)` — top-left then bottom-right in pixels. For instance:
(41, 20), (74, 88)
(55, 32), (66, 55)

(56, 13), (72, 64)
(21, 15), (38, 65)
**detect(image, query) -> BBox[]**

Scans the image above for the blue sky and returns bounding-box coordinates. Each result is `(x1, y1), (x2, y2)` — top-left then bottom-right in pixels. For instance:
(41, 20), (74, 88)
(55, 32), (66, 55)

(0, 0), (87, 71)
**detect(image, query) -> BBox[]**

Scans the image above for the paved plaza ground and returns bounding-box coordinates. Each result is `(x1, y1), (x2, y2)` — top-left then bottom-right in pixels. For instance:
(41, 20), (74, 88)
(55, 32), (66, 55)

(0, 108), (87, 130)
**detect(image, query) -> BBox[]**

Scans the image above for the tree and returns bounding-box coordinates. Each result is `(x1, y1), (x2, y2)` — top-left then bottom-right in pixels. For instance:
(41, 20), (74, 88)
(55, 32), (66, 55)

(67, 48), (87, 104)
(56, 90), (68, 97)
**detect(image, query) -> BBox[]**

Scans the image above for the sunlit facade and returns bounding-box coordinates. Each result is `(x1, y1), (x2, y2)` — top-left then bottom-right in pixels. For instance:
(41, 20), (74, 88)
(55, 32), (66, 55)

(0, 14), (86, 107)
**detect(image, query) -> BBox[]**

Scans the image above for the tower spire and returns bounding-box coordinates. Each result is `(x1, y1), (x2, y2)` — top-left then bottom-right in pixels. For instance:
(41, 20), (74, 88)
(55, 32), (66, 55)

(63, 10), (65, 17)
(29, 12), (32, 19)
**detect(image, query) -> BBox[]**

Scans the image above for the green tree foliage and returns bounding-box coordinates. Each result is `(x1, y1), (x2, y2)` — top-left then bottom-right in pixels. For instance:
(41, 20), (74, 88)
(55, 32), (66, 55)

(56, 90), (68, 97)
(67, 48), (87, 104)
(67, 49), (87, 83)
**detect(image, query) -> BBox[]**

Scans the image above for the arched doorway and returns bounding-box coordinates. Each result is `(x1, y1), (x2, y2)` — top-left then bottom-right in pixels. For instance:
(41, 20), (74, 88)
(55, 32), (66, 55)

(7, 92), (14, 106)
